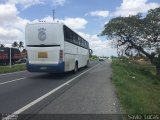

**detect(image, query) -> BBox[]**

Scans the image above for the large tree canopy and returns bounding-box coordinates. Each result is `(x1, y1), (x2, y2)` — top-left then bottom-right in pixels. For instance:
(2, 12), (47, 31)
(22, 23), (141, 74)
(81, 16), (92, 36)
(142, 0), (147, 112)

(101, 7), (160, 66)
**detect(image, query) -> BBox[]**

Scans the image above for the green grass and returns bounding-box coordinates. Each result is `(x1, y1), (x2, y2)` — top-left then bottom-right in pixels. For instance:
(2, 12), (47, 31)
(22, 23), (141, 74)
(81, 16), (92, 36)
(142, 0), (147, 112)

(89, 57), (99, 61)
(112, 59), (160, 114)
(0, 64), (26, 74)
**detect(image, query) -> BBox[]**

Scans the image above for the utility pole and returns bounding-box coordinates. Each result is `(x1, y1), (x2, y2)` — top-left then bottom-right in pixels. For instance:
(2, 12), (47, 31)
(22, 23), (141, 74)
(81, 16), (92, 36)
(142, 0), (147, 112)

(52, 9), (55, 21)
(10, 47), (11, 68)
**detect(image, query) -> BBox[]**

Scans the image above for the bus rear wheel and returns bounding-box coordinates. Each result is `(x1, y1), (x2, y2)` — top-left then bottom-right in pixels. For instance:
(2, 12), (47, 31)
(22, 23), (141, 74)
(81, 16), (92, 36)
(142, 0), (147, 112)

(73, 62), (78, 73)
(85, 60), (89, 68)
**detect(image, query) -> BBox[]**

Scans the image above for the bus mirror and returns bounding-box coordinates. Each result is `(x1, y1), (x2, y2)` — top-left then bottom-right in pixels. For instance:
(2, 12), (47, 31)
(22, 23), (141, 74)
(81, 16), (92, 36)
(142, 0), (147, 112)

(89, 49), (93, 57)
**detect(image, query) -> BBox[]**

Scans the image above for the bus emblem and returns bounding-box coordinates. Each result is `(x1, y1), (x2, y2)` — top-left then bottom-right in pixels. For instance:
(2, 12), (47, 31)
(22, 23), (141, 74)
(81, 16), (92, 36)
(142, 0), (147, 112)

(38, 28), (46, 41)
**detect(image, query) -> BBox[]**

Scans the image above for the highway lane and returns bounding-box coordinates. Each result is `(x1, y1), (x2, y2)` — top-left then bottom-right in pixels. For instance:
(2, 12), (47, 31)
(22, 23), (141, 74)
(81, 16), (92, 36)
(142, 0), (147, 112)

(0, 61), (98, 83)
(0, 71), (33, 83)
(0, 61), (99, 114)
(0, 70), (52, 84)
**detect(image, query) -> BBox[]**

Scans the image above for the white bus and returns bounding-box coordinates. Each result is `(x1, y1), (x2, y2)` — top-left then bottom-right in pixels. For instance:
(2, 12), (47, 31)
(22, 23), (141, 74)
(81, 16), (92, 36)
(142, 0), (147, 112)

(25, 22), (92, 73)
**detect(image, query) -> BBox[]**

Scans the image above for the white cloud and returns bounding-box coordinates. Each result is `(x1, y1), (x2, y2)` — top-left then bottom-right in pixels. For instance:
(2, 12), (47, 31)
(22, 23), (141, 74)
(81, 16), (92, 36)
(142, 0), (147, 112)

(113, 0), (160, 17)
(0, 3), (30, 45)
(37, 16), (88, 30)
(62, 18), (88, 30)
(51, 0), (66, 6)
(78, 32), (109, 49)
(104, 21), (109, 25)
(78, 32), (117, 56)
(87, 10), (109, 17)
(7, 0), (44, 9)
(0, 27), (23, 40)
(0, 4), (18, 24)
(6, 0), (66, 9)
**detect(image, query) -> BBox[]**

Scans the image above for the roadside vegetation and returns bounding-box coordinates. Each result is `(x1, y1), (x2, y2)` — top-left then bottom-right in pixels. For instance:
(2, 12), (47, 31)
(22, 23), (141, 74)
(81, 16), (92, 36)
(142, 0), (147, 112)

(0, 64), (26, 74)
(112, 58), (160, 114)
(90, 55), (99, 61)
(101, 7), (160, 76)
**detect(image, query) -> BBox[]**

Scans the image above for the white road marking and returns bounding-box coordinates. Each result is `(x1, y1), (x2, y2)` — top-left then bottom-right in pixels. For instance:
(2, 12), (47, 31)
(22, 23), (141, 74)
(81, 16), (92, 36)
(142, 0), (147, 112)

(0, 77), (26, 85)
(0, 71), (26, 77)
(3, 63), (100, 120)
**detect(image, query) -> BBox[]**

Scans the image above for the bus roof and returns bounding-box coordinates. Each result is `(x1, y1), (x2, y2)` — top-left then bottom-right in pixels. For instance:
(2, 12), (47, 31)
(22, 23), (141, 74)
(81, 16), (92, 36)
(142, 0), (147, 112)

(27, 21), (64, 25)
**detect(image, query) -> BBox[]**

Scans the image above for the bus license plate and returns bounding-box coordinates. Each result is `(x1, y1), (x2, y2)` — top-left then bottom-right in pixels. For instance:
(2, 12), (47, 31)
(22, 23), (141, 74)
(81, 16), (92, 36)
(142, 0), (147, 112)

(38, 52), (48, 58)
(40, 67), (47, 70)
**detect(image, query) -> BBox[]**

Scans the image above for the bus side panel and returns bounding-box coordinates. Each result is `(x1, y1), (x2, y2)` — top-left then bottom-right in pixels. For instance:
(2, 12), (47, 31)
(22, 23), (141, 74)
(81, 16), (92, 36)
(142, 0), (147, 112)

(77, 46), (89, 68)
(64, 42), (77, 72)
(64, 54), (75, 72)
(64, 42), (89, 72)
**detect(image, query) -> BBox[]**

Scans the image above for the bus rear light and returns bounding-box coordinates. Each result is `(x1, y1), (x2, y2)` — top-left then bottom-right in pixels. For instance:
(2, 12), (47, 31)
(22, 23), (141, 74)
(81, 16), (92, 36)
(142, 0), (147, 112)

(59, 50), (63, 60)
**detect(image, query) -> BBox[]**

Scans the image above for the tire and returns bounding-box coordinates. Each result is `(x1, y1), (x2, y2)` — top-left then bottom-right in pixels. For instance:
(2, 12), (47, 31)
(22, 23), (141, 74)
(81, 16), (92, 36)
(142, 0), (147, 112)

(85, 60), (89, 68)
(73, 62), (78, 73)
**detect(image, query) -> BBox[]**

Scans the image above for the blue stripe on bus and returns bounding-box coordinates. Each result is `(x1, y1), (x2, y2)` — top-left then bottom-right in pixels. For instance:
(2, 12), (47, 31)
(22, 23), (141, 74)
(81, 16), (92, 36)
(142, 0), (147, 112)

(26, 61), (65, 73)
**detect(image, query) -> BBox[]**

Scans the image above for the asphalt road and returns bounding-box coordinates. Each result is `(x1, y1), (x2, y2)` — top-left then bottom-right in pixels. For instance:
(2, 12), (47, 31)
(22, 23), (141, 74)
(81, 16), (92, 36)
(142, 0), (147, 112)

(0, 60), (122, 120)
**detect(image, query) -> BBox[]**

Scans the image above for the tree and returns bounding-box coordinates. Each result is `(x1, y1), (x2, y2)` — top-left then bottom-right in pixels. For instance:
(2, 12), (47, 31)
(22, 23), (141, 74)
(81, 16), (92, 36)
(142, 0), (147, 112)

(21, 48), (27, 58)
(0, 44), (5, 48)
(12, 41), (24, 51)
(22, 48), (27, 53)
(18, 41), (24, 51)
(12, 41), (18, 48)
(101, 7), (160, 75)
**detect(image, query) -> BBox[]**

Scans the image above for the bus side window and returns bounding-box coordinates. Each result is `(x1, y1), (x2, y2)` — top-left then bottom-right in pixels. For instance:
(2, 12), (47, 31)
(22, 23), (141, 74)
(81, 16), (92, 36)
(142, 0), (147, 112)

(69, 31), (73, 43)
(78, 39), (81, 46)
(78, 37), (81, 46)
(75, 36), (78, 45)
(63, 25), (89, 49)
(72, 32), (76, 44)
(80, 38), (83, 47)
(84, 41), (87, 49)
(82, 39), (85, 48)
(87, 42), (89, 49)
(64, 25), (71, 42)
(64, 26), (68, 41)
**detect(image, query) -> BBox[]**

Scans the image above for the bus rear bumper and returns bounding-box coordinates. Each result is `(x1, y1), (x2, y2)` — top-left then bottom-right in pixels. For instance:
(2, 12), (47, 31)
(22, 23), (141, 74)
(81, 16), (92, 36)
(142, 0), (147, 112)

(26, 62), (65, 73)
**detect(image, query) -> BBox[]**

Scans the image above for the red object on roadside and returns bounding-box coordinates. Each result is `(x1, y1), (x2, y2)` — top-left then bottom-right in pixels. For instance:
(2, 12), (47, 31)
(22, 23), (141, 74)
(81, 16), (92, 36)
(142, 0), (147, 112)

(0, 47), (21, 65)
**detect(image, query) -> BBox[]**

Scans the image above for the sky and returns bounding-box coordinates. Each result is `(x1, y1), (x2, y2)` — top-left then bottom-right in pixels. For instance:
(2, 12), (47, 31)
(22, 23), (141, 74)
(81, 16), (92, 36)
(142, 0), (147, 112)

(0, 0), (160, 56)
